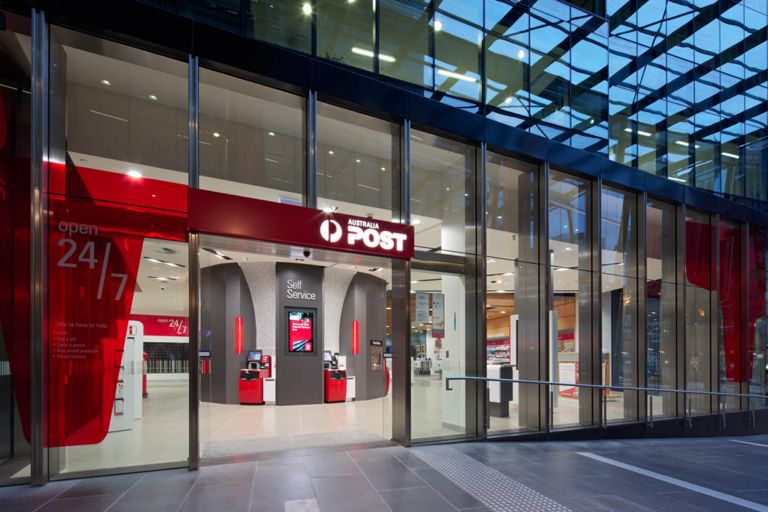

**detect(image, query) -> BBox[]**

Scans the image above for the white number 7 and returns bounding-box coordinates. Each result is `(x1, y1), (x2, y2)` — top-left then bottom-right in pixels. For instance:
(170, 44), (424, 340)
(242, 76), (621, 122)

(111, 273), (128, 301)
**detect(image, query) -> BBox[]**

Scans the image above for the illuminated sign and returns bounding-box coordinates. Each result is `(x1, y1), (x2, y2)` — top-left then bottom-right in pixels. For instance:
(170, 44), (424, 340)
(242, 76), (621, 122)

(320, 218), (409, 253)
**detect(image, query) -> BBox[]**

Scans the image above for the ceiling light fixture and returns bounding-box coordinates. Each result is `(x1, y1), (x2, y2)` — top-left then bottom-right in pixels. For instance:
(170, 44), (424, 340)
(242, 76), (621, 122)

(148, 94), (158, 101)
(722, 152), (739, 159)
(213, 132), (221, 138)
(302, 2), (312, 15)
(411, 219), (422, 225)
(127, 170), (143, 179)
(100, 79), (111, 86)
(434, 20), (443, 32)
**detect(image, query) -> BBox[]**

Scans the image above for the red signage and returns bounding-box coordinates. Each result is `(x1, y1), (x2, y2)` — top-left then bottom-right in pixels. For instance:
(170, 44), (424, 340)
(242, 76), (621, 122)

(188, 188), (414, 259)
(288, 311), (314, 352)
(130, 314), (189, 337)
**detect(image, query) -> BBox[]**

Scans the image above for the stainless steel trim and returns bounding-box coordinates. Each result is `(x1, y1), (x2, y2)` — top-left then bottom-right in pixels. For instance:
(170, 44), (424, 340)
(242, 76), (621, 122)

(188, 55), (199, 189)
(475, 141), (487, 439)
(30, 9), (49, 486)
(188, 233), (200, 469)
(306, 90), (317, 208)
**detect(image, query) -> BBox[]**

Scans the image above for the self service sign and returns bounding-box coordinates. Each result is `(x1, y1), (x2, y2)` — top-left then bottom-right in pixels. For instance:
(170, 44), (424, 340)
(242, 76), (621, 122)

(189, 189), (415, 259)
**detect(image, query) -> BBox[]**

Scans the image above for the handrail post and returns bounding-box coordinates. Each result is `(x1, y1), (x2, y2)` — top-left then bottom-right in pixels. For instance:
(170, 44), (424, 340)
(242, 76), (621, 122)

(647, 395), (654, 429)
(546, 384), (551, 434)
(685, 392), (693, 429)
(720, 398), (726, 430)
(601, 386), (607, 429)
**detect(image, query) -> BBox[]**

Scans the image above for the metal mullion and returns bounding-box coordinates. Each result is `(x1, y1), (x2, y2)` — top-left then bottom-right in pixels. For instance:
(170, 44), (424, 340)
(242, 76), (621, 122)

(540, 161), (551, 432)
(676, 203), (687, 417)
(306, 91), (318, 208)
(475, 141), (487, 439)
(373, 0), (380, 76)
(637, 192), (648, 422)
(187, 54), (200, 470)
(390, 117), (411, 446)
(710, 213), (720, 414)
(592, 177), (603, 427)
(30, 8), (49, 487)
(740, 222), (750, 409)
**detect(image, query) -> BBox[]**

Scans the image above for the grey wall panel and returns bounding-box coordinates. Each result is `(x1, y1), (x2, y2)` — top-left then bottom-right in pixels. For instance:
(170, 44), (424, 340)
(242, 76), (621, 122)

(201, 263), (256, 404)
(339, 273), (387, 401)
(322, 268), (355, 354)
(239, 262), (277, 357)
(275, 263), (324, 405)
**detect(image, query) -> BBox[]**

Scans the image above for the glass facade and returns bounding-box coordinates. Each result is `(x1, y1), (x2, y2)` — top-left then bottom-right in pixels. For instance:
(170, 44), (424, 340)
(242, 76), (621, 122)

(3, 0), (768, 487)
(140, 0), (768, 204)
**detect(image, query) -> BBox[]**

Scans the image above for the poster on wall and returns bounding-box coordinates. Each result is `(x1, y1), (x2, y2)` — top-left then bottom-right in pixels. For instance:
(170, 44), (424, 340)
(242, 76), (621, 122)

(415, 293), (429, 323)
(288, 310), (314, 352)
(432, 293), (445, 338)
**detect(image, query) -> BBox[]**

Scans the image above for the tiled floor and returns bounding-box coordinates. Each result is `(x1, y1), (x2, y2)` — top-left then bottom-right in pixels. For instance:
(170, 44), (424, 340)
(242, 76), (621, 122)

(6, 434), (768, 511)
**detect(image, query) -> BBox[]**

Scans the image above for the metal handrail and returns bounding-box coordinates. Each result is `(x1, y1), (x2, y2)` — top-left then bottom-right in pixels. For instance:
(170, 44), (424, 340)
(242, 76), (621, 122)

(445, 376), (768, 431)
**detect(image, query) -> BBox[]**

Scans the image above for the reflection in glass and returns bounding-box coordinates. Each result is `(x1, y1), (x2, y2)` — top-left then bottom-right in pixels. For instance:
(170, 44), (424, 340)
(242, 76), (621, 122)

(601, 186), (639, 423)
(199, 69), (305, 203)
(549, 171), (595, 428)
(316, 102), (399, 217)
(317, 0), (375, 71)
(719, 219), (742, 410)
(646, 200), (678, 418)
(434, 14), (481, 101)
(485, 153), (539, 434)
(410, 269), (468, 441)
(748, 227), (768, 408)
(410, 130), (476, 256)
(685, 210), (713, 414)
(0, 9), (31, 486)
(380, 0), (432, 87)
(249, 0), (312, 53)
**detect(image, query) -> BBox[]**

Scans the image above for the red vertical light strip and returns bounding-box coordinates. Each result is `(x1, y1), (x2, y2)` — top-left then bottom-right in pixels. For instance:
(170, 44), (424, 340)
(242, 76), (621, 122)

(235, 315), (243, 355)
(352, 320), (360, 355)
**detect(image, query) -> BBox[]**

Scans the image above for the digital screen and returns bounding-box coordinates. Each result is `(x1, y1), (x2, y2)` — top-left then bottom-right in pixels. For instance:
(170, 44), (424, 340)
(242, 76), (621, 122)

(288, 310), (314, 353)
(323, 350), (332, 362)
(247, 350), (262, 361)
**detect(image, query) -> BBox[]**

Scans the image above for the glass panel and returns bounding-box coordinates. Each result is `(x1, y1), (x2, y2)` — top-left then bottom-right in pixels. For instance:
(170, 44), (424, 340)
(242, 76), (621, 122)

(434, 14), (482, 101)
(748, 227), (768, 408)
(719, 219), (742, 410)
(379, 0), (432, 87)
(317, 0), (375, 71)
(248, 0), (312, 53)
(316, 103), (399, 218)
(485, 34), (529, 119)
(52, 29), (188, 186)
(485, 153), (540, 434)
(199, 68), (305, 203)
(549, 171), (595, 428)
(47, 27), (190, 476)
(410, 269), (469, 441)
(685, 210), (713, 415)
(600, 186), (638, 423)
(646, 200), (678, 418)
(0, 9), (31, 486)
(410, 130), (476, 256)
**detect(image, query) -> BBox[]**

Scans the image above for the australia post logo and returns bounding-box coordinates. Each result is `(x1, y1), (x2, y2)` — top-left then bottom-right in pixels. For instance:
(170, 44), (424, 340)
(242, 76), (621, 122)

(320, 218), (408, 253)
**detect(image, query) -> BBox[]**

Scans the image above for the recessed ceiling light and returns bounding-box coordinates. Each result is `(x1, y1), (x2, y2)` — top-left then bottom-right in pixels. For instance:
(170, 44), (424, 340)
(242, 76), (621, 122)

(434, 20), (443, 32)
(322, 206), (338, 213)
(503, 272), (514, 276)
(355, 159), (361, 163)
(410, 219), (421, 225)
(213, 132), (221, 138)
(500, 311), (507, 314)
(100, 79), (111, 86)
(411, 280), (419, 284)
(302, 2), (312, 15)
(328, 150), (335, 155)
(148, 94), (158, 101)
(268, 131), (275, 136)
(488, 259), (496, 264)
(517, 49), (526, 59)
(380, 167), (386, 171)
(127, 170), (143, 179)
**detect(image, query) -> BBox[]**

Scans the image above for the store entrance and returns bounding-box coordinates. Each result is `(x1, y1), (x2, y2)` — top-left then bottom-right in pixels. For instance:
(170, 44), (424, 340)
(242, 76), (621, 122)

(197, 234), (394, 460)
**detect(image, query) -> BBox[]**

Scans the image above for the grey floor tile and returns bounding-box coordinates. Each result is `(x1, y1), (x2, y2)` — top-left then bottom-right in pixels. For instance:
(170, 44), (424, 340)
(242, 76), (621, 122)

(412, 468), (484, 510)
(196, 461), (257, 488)
(36, 494), (121, 512)
(660, 491), (754, 512)
(379, 486), (457, 512)
(57, 473), (143, 499)
(354, 455), (425, 491)
(311, 474), (389, 512)
(180, 482), (252, 512)
(0, 480), (77, 512)
(260, 452), (360, 478)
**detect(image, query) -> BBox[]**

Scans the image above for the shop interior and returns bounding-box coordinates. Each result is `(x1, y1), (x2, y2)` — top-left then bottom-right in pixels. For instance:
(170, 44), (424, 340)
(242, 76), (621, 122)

(197, 235), (393, 460)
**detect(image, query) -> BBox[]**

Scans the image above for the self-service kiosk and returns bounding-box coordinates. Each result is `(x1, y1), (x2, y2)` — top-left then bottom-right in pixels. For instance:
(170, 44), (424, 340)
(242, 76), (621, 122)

(323, 350), (346, 402)
(239, 350), (265, 405)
